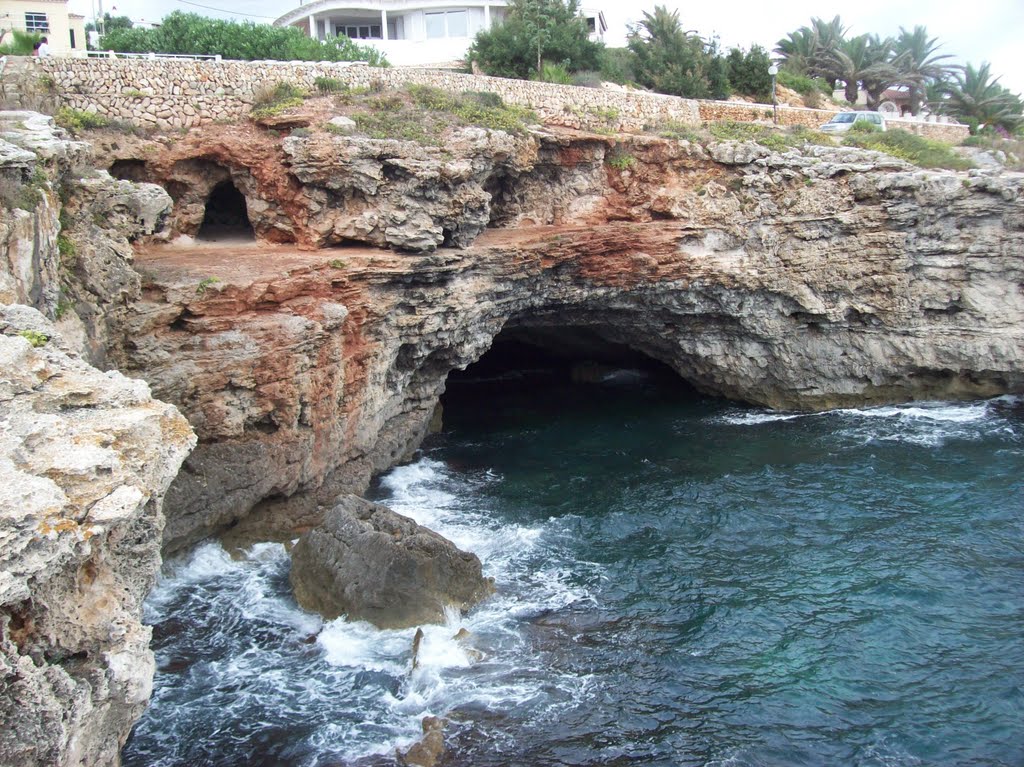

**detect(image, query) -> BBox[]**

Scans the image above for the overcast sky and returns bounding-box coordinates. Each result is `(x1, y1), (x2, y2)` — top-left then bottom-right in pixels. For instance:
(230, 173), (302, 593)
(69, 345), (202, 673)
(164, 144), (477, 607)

(68, 0), (1024, 95)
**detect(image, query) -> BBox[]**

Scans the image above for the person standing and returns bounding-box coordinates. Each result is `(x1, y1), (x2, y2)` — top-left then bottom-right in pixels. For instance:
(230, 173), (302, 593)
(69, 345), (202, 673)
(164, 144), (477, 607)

(37, 37), (51, 57)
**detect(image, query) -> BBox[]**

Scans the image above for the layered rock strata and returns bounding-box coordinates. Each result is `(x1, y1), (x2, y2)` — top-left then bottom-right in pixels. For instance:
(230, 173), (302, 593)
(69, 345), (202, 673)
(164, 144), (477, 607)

(0, 308), (194, 767)
(1, 111), (192, 767)
(102, 121), (1024, 550)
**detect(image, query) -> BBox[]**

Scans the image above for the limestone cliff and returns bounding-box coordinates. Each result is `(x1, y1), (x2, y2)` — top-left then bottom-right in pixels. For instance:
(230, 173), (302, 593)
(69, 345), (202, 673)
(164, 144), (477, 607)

(87, 119), (1024, 550)
(0, 307), (194, 766)
(0, 112), (194, 767)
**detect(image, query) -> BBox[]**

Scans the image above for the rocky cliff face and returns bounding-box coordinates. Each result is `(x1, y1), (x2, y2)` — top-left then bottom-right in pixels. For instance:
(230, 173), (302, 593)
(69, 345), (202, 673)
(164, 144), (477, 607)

(0, 112), (194, 767)
(89, 119), (1024, 550)
(0, 307), (194, 767)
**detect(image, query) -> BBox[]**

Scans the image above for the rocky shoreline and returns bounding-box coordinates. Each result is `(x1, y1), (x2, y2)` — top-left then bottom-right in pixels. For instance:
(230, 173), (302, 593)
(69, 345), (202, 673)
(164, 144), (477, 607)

(1, 108), (1023, 764)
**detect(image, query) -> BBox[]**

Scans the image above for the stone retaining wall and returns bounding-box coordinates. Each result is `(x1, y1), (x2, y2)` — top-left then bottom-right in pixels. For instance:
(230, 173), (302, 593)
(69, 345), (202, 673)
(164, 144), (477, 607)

(36, 57), (700, 132)
(698, 99), (969, 143)
(29, 57), (969, 142)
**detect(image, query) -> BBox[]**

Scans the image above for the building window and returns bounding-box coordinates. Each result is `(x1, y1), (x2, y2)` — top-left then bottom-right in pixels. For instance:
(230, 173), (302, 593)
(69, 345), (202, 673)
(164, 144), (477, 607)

(69, 29), (76, 48)
(425, 12), (445, 39)
(425, 9), (468, 39)
(338, 24), (381, 39)
(25, 12), (49, 33)
(586, 17), (596, 33)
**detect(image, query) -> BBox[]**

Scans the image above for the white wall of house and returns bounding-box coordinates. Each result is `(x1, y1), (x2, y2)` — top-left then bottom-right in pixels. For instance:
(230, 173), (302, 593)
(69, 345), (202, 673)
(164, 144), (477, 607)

(281, 1), (506, 66)
(0, 0), (86, 54)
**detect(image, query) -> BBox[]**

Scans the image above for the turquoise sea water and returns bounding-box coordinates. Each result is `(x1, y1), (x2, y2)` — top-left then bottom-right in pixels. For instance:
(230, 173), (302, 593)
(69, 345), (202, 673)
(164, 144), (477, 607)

(123, 370), (1024, 767)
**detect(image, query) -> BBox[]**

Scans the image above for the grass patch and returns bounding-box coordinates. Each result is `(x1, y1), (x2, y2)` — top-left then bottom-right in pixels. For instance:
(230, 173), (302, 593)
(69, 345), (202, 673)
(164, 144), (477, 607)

(341, 86), (536, 145)
(54, 295), (74, 321)
(17, 330), (49, 348)
(251, 82), (307, 119)
(314, 76), (347, 94)
(57, 234), (77, 267)
(606, 147), (635, 170)
(961, 134), (1024, 171)
(653, 120), (702, 142)
(844, 129), (973, 170)
(709, 121), (791, 151)
(195, 276), (220, 295)
(55, 107), (109, 133)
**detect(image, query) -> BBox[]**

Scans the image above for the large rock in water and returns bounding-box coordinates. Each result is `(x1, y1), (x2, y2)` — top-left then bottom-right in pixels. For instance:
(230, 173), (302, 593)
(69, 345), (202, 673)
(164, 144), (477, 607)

(290, 495), (493, 628)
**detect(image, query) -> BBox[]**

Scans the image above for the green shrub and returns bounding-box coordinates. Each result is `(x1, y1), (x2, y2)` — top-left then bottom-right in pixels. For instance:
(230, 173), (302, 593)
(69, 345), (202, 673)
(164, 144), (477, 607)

(17, 330), (49, 348)
(709, 121), (789, 151)
(314, 77), (347, 94)
(570, 70), (603, 88)
(251, 82), (307, 119)
(368, 93), (405, 112)
(101, 11), (387, 65)
(533, 61), (572, 84)
(848, 120), (882, 135)
(652, 120), (702, 142)
(844, 129), (973, 170)
(606, 147), (635, 170)
(55, 108), (109, 133)
(57, 234), (77, 266)
(598, 47), (636, 86)
(777, 70), (831, 108)
(54, 295), (74, 321)
(462, 91), (504, 109)
(195, 276), (220, 295)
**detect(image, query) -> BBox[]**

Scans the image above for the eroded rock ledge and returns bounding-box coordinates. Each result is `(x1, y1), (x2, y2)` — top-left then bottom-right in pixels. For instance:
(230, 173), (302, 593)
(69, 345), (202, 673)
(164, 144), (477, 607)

(93, 121), (1024, 550)
(0, 307), (194, 767)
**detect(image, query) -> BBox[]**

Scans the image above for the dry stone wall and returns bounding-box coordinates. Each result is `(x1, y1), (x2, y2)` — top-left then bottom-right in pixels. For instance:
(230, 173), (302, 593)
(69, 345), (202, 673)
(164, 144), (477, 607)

(30, 57), (968, 142)
(37, 57), (700, 132)
(698, 99), (969, 143)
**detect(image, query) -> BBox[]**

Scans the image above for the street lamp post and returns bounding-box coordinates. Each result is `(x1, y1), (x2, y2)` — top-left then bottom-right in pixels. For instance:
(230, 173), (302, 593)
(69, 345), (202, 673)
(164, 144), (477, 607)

(768, 63), (779, 125)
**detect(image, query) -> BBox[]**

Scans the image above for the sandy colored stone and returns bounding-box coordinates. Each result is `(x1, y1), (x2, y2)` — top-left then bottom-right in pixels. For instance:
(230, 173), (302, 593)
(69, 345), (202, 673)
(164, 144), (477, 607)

(0, 307), (194, 767)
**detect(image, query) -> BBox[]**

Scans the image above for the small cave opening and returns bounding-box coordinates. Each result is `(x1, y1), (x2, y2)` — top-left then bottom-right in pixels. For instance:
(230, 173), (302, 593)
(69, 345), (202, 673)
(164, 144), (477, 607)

(198, 180), (254, 241)
(109, 159), (149, 183)
(439, 324), (701, 434)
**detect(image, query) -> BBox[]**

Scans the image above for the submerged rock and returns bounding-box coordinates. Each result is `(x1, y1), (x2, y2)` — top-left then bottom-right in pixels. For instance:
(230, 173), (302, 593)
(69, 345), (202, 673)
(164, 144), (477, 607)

(289, 495), (493, 629)
(399, 716), (446, 767)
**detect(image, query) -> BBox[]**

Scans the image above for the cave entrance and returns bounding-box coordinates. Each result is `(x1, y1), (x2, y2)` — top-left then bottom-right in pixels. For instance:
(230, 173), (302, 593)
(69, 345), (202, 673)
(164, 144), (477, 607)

(440, 323), (700, 434)
(198, 180), (254, 241)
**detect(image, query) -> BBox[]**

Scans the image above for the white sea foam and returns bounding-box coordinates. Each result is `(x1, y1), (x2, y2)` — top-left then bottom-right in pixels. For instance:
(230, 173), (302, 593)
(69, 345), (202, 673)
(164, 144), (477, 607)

(716, 398), (1016, 448)
(719, 411), (809, 425)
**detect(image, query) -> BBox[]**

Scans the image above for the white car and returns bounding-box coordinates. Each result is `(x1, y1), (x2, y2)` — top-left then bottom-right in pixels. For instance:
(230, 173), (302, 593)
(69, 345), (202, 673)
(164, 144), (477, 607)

(819, 111), (887, 133)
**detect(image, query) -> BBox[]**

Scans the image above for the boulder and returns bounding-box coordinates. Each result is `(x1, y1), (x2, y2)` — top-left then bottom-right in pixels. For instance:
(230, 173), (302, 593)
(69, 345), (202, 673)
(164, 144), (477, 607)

(289, 495), (493, 628)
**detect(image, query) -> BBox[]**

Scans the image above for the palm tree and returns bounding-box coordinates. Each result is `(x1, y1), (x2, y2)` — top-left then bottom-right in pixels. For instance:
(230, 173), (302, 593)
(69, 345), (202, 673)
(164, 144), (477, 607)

(822, 34), (896, 103)
(806, 16), (847, 90)
(775, 28), (816, 75)
(0, 29), (42, 56)
(937, 62), (1023, 133)
(859, 35), (901, 108)
(893, 25), (955, 116)
(776, 16), (847, 90)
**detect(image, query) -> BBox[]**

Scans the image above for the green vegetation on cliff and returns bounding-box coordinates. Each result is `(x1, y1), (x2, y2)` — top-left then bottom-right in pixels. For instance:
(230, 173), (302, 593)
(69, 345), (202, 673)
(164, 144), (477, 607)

(328, 85), (535, 144)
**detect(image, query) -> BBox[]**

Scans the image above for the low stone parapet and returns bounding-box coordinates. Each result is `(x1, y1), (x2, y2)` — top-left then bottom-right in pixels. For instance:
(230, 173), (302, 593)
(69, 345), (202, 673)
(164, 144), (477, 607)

(29, 56), (969, 143)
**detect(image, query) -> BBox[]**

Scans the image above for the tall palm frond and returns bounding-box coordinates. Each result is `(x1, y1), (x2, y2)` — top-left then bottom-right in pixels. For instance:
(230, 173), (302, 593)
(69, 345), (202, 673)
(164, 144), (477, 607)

(894, 25), (955, 115)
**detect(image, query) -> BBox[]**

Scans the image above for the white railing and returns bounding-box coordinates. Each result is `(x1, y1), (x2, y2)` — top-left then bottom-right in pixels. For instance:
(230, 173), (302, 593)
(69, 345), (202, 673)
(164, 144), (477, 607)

(79, 50), (223, 61)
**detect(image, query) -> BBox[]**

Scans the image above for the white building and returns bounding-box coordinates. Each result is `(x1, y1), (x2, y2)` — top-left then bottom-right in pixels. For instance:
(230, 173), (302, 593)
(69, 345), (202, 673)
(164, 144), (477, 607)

(274, 1), (509, 67)
(273, 1), (607, 67)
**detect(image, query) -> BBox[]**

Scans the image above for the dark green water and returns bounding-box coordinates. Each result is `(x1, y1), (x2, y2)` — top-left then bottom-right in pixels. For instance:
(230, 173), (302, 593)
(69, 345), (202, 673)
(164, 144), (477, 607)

(123, 369), (1024, 767)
